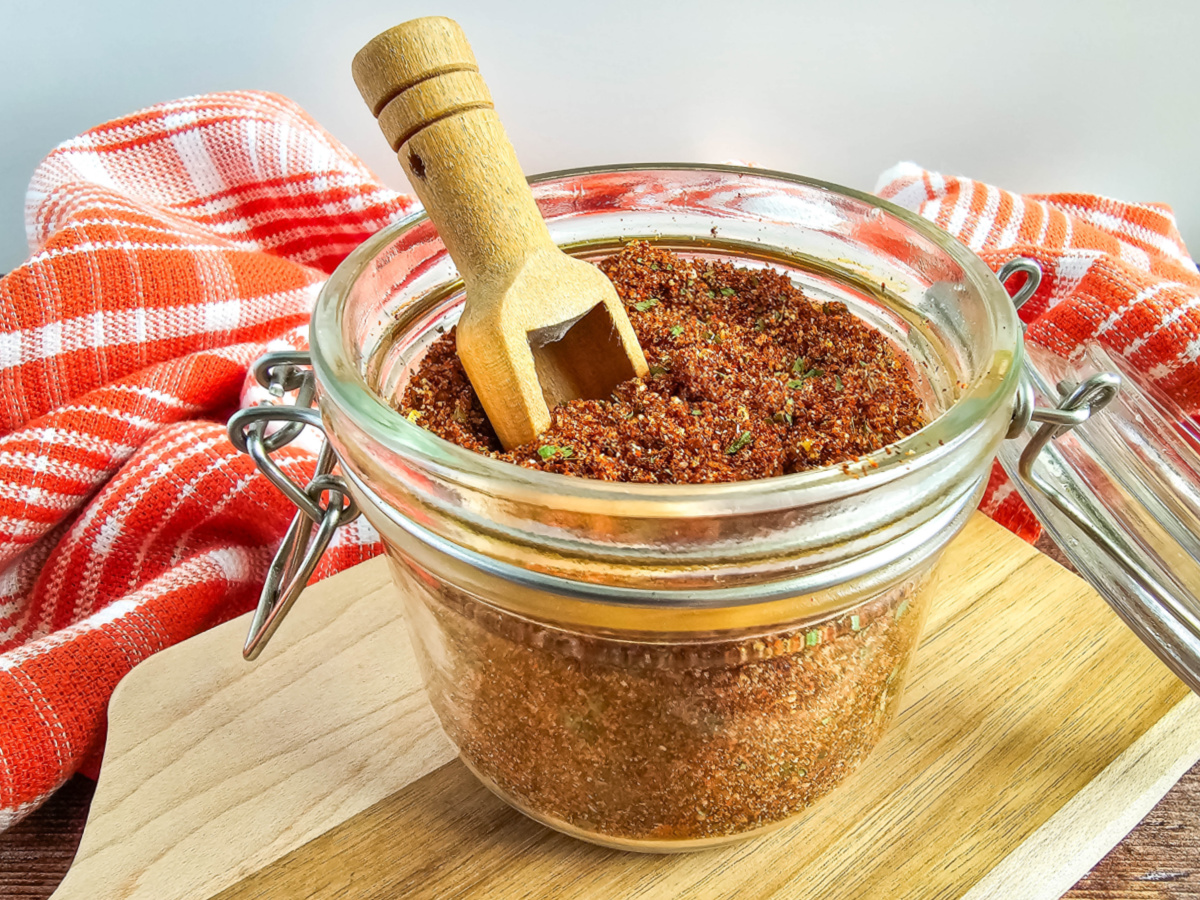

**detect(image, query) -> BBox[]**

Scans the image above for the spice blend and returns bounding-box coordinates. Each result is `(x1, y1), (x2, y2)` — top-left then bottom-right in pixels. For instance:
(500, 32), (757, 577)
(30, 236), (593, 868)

(393, 241), (936, 846)
(398, 560), (931, 845)
(401, 241), (927, 482)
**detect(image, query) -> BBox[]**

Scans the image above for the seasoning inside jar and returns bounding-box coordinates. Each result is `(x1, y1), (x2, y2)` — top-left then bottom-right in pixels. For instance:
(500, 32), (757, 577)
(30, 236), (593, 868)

(401, 241), (927, 482)
(390, 240), (934, 847)
(404, 563), (929, 845)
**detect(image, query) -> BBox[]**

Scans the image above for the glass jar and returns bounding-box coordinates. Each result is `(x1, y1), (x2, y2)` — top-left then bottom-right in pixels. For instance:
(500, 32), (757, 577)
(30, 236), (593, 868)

(305, 165), (1023, 851)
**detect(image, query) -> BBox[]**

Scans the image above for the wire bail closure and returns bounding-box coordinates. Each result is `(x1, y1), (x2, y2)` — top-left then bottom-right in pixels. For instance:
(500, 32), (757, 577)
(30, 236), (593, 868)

(998, 258), (1127, 552)
(999, 258), (1120, 443)
(226, 351), (360, 660)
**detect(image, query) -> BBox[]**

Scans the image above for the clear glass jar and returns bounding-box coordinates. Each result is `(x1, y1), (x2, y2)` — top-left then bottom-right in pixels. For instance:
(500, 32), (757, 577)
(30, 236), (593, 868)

(309, 165), (1023, 851)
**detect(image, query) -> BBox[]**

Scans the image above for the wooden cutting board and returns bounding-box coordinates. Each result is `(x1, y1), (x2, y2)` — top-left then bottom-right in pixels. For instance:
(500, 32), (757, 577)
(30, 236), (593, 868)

(50, 513), (1200, 900)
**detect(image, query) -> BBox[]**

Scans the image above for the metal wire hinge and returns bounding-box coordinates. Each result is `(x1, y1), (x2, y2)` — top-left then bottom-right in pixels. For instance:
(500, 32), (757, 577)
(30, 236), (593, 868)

(998, 257), (1122, 531)
(1008, 370), (1121, 461)
(999, 258), (1120, 445)
(227, 351), (360, 660)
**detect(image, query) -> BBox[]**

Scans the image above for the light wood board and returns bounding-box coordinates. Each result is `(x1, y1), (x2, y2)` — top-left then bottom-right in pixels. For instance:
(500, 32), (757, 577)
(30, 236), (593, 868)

(50, 557), (456, 900)
(52, 514), (1200, 900)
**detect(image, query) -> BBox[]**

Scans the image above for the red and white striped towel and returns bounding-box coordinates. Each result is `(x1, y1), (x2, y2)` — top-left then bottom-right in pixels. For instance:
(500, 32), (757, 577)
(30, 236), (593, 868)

(1, 93), (1197, 828)
(0, 91), (409, 829)
(876, 162), (1200, 539)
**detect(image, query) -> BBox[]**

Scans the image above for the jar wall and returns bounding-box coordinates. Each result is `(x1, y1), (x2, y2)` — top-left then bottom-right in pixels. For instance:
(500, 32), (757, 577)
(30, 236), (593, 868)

(310, 166), (1023, 851)
(386, 546), (935, 851)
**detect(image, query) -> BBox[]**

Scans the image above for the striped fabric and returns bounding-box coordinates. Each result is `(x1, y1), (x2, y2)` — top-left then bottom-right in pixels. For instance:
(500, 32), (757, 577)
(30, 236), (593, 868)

(0, 91), (409, 829)
(0, 96), (1195, 829)
(877, 162), (1200, 540)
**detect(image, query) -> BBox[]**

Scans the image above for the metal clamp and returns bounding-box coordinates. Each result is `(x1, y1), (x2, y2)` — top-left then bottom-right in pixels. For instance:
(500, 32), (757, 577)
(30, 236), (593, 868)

(227, 351), (360, 660)
(998, 258), (1125, 551)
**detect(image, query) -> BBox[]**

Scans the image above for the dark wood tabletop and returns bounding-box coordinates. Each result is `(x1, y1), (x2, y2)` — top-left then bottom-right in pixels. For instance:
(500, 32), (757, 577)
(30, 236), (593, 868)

(2, 766), (1200, 899)
(3, 535), (1199, 899)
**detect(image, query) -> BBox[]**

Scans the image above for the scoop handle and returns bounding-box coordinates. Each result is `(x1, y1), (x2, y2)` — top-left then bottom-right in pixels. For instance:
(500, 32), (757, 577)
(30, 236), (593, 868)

(352, 17), (553, 288)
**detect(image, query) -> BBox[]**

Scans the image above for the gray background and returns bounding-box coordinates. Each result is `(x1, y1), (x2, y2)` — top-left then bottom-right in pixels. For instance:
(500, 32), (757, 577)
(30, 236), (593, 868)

(3, 0), (1198, 273)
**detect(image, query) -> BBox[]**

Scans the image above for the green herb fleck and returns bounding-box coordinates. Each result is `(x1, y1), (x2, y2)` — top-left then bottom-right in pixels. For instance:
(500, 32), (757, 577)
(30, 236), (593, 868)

(633, 298), (659, 312)
(787, 358), (824, 389)
(649, 364), (669, 376)
(792, 357), (824, 379)
(726, 432), (755, 455)
(895, 599), (910, 621)
(538, 445), (575, 460)
(669, 324), (685, 338)
(806, 629), (821, 647)
(691, 409), (703, 416)
(780, 760), (806, 780)
(720, 287), (736, 296)
(559, 708), (600, 744)
(835, 374), (844, 391)
(851, 614), (861, 632)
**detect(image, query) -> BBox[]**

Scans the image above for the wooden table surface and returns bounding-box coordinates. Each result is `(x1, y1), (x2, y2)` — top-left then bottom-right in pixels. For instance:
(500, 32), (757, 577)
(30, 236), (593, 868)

(6, 735), (1200, 900)
(3, 764), (1199, 900)
(4, 535), (1199, 900)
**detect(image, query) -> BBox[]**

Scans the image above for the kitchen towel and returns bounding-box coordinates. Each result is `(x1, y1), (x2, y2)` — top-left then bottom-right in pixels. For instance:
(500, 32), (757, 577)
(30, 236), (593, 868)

(1, 91), (1197, 828)
(876, 162), (1200, 539)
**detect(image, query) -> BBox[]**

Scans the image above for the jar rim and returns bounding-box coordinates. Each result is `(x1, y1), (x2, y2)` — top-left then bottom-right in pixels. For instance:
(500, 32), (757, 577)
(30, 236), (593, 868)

(310, 163), (1023, 505)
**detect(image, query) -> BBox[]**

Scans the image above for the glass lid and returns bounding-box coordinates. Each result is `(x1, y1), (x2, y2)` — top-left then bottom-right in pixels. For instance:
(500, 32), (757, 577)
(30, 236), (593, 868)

(997, 330), (1200, 694)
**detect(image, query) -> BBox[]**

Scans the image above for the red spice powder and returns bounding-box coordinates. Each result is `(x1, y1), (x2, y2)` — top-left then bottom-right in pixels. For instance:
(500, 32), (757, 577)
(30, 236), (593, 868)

(404, 564), (930, 844)
(400, 241), (926, 481)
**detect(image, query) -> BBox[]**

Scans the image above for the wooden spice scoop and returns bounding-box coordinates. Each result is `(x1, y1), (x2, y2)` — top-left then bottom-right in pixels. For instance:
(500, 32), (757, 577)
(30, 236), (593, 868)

(352, 17), (648, 450)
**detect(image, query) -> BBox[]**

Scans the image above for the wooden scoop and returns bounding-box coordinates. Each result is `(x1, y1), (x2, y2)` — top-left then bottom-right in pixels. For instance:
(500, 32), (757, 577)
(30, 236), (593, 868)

(352, 17), (648, 450)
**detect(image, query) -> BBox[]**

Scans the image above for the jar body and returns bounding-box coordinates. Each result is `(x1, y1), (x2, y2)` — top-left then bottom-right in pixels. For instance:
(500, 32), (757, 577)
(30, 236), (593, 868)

(310, 166), (1022, 851)
(388, 548), (934, 850)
